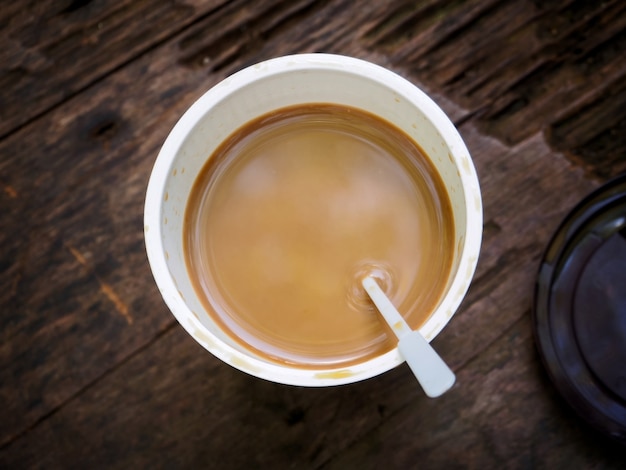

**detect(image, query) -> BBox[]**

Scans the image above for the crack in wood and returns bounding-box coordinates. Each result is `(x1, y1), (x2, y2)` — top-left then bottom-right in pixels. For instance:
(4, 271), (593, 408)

(59, 0), (95, 15)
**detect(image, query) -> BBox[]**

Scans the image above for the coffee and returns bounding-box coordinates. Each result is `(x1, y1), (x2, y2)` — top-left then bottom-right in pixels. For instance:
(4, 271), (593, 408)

(184, 104), (454, 368)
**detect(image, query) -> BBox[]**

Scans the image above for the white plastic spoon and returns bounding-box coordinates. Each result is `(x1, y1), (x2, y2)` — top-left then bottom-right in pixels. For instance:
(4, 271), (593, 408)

(361, 276), (455, 397)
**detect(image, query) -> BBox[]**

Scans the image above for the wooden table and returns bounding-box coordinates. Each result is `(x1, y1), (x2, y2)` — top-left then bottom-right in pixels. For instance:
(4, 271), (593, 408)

(1, 1), (625, 467)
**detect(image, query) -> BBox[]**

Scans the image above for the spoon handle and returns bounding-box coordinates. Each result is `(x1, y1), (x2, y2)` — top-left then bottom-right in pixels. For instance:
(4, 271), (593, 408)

(361, 276), (455, 397)
(398, 330), (456, 397)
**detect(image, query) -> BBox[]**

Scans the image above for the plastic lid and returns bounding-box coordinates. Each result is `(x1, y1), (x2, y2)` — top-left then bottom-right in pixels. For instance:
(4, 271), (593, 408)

(533, 174), (626, 445)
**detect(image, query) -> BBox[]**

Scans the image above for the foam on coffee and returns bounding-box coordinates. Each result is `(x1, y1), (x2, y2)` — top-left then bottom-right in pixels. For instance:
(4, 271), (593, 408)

(184, 104), (454, 368)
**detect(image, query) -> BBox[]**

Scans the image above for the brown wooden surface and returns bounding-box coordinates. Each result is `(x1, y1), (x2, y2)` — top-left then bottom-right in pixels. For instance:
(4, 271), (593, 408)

(1, 0), (624, 468)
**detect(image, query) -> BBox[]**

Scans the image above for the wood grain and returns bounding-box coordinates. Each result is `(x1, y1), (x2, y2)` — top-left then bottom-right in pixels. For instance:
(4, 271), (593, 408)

(1, 0), (624, 467)
(364, 0), (626, 179)
(0, 0), (230, 138)
(0, 325), (408, 469)
(323, 315), (626, 470)
(0, 0), (371, 449)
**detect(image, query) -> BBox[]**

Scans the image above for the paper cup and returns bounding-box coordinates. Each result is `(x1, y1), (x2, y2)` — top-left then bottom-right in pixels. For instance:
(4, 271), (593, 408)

(144, 53), (482, 386)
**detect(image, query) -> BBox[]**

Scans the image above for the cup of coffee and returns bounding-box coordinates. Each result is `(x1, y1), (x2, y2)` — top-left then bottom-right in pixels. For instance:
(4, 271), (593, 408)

(144, 54), (482, 386)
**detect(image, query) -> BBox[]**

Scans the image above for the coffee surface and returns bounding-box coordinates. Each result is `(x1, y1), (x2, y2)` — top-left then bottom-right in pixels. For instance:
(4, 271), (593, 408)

(184, 104), (454, 368)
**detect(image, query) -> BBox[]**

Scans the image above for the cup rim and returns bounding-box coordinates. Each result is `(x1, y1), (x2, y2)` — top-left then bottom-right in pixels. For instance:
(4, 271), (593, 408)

(144, 53), (482, 386)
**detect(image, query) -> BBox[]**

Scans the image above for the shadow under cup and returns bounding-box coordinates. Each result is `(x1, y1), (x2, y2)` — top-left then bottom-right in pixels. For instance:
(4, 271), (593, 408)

(144, 54), (482, 386)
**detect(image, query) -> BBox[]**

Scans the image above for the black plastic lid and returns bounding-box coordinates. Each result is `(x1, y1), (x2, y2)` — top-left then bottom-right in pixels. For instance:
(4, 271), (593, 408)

(533, 174), (626, 445)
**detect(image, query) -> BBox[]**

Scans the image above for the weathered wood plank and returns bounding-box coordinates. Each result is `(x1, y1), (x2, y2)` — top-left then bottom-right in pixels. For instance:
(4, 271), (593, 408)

(548, 74), (626, 179)
(1, 0), (624, 467)
(323, 315), (626, 469)
(0, 0), (230, 138)
(0, 325), (409, 469)
(364, 0), (626, 175)
(0, 0), (372, 449)
(0, 118), (604, 468)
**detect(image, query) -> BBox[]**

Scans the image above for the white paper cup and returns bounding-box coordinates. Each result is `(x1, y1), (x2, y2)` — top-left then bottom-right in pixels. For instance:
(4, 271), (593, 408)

(144, 54), (482, 386)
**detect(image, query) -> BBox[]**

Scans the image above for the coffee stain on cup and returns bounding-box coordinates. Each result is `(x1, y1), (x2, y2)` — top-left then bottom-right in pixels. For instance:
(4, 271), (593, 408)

(192, 326), (216, 349)
(230, 355), (260, 373)
(466, 261), (476, 279)
(461, 156), (471, 173)
(314, 370), (354, 380)
(455, 282), (469, 304)
(457, 236), (465, 258)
